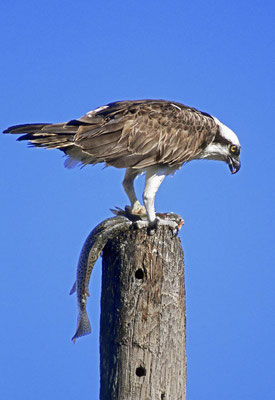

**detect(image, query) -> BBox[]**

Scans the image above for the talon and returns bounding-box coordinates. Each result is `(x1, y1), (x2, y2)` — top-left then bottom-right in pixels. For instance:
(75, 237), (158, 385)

(147, 217), (159, 235)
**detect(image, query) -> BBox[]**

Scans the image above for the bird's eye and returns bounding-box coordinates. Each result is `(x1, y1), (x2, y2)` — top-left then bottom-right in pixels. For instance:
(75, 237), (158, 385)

(230, 145), (240, 156)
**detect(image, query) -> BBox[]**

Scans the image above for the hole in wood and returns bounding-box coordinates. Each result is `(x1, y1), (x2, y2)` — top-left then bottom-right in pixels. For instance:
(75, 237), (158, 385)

(161, 393), (166, 399)
(135, 268), (144, 280)
(136, 366), (146, 377)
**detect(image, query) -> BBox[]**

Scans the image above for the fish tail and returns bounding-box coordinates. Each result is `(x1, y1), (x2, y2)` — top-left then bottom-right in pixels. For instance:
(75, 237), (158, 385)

(72, 311), (92, 342)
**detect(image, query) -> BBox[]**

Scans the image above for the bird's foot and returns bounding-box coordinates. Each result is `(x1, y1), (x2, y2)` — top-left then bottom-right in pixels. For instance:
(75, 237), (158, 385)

(134, 213), (184, 236)
(110, 205), (147, 222)
(157, 212), (185, 233)
(111, 202), (147, 222)
(134, 217), (158, 235)
(110, 208), (184, 235)
(125, 202), (147, 216)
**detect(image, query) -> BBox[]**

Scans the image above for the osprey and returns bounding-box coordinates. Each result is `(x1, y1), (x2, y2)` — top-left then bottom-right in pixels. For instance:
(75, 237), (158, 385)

(4, 99), (241, 227)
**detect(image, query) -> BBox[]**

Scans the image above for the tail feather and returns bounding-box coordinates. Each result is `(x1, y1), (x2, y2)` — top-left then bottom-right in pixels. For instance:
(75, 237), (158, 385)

(3, 120), (117, 168)
(72, 311), (92, 342)
(3, 123), (77, 150)
(3, 123), (52, 134)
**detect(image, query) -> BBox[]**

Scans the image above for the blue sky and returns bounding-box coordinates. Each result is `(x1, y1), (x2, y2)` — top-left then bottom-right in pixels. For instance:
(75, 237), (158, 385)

(1, 1), (274, 399)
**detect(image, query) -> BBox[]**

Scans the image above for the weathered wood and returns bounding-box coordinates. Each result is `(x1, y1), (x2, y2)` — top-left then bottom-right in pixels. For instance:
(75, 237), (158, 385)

(100, 224), (186, 400)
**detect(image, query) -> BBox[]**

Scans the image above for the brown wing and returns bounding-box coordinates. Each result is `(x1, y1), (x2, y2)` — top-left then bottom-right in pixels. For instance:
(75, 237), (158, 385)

(3, 100), (218, 169)
(73, 100), (218, 168)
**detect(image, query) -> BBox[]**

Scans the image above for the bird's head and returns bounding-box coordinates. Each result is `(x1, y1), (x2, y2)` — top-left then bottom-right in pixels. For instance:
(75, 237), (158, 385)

(198, 117), (241, 174)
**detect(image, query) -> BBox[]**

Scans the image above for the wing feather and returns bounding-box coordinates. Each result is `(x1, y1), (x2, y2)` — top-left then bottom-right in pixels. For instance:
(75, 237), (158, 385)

(5, 100), (218, 169)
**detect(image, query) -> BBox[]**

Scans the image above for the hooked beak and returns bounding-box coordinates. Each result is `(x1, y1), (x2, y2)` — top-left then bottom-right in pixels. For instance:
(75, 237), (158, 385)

(228, 156), (241, 174)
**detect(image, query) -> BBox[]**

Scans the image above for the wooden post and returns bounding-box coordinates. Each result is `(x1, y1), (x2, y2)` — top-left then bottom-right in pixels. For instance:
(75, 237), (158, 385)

(100, 224), (186, 400)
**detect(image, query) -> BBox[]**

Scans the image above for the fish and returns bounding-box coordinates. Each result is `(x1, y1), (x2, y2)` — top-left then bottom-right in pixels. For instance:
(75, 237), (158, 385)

(70, 215), (131, 342)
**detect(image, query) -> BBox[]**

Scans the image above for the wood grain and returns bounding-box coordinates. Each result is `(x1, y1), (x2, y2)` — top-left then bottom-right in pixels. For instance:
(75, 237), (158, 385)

(100, 225), (186, 400)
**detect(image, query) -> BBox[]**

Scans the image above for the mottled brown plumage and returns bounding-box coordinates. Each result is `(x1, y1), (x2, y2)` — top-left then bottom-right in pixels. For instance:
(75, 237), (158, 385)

(4, 100), (218, 169)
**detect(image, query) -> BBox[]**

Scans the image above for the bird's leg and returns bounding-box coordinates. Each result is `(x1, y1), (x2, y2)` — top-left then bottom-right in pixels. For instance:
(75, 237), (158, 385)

(142, 167), (166, 229)
(121, 167), (182, 234)
(123, 168), (146, 215)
